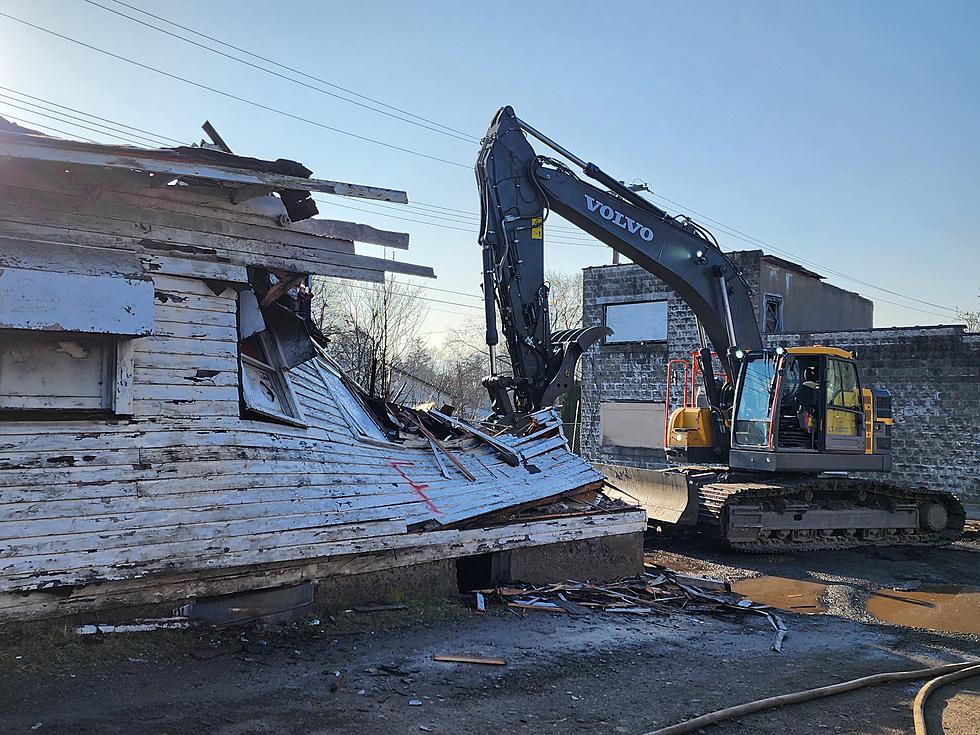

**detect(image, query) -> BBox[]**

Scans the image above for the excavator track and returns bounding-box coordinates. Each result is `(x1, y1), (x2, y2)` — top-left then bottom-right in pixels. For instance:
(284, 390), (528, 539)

(688, 471), (966, 552)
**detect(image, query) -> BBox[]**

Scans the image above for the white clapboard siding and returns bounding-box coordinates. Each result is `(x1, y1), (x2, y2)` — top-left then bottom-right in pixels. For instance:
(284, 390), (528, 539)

(0, 153), (620, 612)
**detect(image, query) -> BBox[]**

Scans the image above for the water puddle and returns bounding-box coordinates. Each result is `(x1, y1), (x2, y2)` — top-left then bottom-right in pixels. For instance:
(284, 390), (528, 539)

(730, 576), (828, 614)
(865, 586), (980, 635)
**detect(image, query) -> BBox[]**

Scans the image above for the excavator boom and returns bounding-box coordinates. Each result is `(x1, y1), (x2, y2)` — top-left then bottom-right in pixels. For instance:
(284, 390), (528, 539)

(477, 106), (759, 420)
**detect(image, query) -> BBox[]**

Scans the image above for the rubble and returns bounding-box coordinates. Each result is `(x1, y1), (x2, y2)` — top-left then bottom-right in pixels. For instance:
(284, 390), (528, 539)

(477, 566), (790, 651)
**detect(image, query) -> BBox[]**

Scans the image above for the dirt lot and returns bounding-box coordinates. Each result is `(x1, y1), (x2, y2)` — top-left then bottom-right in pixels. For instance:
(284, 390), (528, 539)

(1, 529), (977, 735)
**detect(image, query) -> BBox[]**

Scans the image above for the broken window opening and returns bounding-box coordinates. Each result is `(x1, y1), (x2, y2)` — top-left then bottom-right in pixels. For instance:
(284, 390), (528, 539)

(0, 330), (134, 417)
(239, 327), (306, 428)
(763, 293), (784, 334)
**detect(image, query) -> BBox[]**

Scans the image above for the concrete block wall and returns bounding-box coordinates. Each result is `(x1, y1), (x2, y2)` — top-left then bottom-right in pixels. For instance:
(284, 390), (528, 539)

(581, 264), (701, 469)
(581, 264), (980, 509)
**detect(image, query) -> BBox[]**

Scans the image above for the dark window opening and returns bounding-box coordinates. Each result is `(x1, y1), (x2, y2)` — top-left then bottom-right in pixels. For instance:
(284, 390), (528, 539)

(764, 294), (783, 334)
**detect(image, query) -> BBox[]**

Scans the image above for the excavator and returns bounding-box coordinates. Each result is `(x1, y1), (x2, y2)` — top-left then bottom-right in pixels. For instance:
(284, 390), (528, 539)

(476, 105), (964, 551)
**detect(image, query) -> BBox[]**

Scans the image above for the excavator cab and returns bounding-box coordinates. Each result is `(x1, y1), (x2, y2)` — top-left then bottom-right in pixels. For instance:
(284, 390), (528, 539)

(666, 347), (893, 473)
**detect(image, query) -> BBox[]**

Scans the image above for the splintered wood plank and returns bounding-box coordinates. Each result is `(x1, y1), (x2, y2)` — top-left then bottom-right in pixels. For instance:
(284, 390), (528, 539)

(0, 212), (391, 283)
(433, 655), (507, 666)
(292, 218), (409, 249)
(0, 135), (409, 203)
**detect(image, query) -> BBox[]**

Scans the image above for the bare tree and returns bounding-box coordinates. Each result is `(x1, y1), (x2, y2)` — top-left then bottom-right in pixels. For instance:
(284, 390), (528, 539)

(431, 345), (489, 419)
(956, 289), (979, 332)
(546, 269), (584, 331)
(312, 275), (428, 399)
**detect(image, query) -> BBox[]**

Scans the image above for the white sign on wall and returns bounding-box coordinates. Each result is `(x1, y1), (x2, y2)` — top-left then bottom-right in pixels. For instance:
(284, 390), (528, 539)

(604, 300), (668, 343)
(600, 402), (666, 449)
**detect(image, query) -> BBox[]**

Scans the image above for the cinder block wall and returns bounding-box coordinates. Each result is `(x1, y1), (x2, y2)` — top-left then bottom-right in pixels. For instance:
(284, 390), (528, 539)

(581, 264), (980, 509)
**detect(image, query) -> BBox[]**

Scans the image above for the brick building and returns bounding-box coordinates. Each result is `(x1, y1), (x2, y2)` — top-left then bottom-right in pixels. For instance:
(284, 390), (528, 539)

(579, 252), (980, 513)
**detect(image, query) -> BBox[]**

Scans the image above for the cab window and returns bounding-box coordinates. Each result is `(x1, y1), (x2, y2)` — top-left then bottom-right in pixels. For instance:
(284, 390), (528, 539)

(826, 359), (861, 411)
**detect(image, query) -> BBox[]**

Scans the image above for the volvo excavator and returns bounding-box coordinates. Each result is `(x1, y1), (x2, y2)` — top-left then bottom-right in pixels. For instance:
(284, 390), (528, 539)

(476, 105), (964, 551)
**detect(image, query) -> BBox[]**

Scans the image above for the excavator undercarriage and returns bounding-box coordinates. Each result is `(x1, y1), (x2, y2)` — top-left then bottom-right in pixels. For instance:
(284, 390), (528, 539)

(602, 464), (965, 551)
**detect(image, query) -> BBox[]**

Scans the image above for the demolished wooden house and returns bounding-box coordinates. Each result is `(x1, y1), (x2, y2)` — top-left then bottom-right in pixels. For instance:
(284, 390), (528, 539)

(0, 120), (644, 623)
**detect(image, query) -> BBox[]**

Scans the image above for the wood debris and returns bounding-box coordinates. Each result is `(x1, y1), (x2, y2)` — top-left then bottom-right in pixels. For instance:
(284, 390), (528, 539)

(432, 655), (507, 666)
(480, 568), (791, 651)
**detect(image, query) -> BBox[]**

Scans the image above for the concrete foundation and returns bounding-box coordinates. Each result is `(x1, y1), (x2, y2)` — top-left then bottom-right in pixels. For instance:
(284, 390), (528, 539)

(314, 558), (458, 611)
(315, 531), (645, 609)
(506, 531), (645, 584)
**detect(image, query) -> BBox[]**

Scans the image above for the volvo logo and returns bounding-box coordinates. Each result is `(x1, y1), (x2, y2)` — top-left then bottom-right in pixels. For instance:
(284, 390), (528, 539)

(584, 195), (654, 241)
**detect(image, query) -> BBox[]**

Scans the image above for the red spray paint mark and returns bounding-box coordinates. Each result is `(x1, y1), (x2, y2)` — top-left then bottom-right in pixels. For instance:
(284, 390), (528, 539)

(390, 460), (441, 515)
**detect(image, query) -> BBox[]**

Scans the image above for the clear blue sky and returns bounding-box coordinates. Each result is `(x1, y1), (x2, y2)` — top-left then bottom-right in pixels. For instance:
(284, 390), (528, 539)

(1, 0), (977, 339)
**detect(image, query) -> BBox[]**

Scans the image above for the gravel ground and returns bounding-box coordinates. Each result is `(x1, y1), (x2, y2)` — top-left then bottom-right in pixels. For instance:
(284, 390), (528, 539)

(0, 529), (977, 735)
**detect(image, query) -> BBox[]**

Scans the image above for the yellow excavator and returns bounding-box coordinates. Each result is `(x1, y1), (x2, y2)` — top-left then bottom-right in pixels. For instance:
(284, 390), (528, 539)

(475, 106), (964, 551)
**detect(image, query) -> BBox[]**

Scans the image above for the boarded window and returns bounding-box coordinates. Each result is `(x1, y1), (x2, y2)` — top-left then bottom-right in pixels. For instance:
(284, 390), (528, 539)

(0, 238), (153, 335)
(604, 301), (667, 343)
(0, 332), (111, 411)
(599, 402), (666, 449)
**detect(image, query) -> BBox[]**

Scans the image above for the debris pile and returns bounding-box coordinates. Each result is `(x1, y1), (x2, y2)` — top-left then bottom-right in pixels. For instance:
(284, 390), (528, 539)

(478, 567), (790, 651)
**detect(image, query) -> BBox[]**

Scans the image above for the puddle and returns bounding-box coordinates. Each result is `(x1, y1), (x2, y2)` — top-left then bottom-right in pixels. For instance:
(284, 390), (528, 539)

(730, 576), (828, 614)
(865, 586), (980, 635)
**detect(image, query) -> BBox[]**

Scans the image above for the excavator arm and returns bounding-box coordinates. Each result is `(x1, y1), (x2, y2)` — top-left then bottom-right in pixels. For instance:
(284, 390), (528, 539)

(477, 105), (761, 421)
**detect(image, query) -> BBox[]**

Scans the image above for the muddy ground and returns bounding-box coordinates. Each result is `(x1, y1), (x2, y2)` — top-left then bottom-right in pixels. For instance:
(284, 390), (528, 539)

(1, 528), (977, 735)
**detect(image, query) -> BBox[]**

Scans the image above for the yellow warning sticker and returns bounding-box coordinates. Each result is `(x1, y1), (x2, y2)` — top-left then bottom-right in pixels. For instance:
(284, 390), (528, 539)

(531, 217), (543, 239)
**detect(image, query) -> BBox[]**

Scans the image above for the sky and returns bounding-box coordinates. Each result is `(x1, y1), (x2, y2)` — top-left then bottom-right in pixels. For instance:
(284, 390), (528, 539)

(1, 0), (977, 341)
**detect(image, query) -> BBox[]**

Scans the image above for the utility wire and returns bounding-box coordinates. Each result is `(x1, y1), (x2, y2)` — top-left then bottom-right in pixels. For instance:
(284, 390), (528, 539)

(315, 196), (608, 248)
(0, 95), (166, 147)
(638, 186), (959, 316)
(321, 279), (483, 312)
(0, 111), (100, 144)
(1, 98), (955, 321)
(95, 0), (477, 142)
(317, 192), (601, 242)
(0, 32), (956, 320)
(0, 85), (188, 146)
(0, 10), (471, 169)
(0, 103), (143, 145)
(81, 0), (477, 145)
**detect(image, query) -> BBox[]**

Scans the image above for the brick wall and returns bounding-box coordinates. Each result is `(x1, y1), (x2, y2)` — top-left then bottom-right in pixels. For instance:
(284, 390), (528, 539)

(581, 263), (980, 510)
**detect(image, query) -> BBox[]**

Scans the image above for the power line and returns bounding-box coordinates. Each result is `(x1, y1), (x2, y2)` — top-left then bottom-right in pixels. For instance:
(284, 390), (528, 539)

(98, 0), (477, 142)
(314, 196), (608, 248)
(0, 95), (164, 147)
(0, 111), (100, 144)
(1, 58), (956, 320)
(0, 10), (471, 169)
(81, 0), (478, 145)
(637, 187), (959, 316)
(317, 192), (600, 241)
(0, 103), (144, 145)
(318, 279), (483, 312)
(0, 85), (188, 145)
